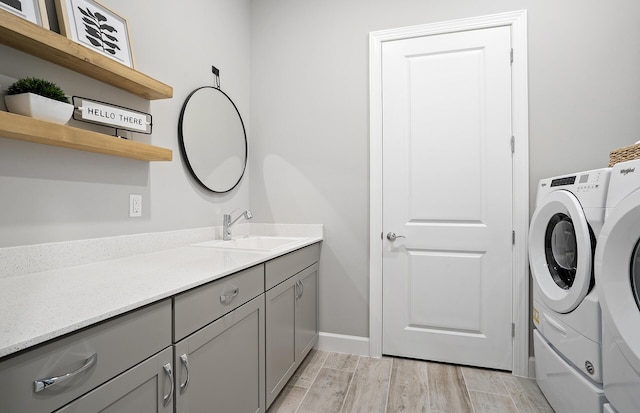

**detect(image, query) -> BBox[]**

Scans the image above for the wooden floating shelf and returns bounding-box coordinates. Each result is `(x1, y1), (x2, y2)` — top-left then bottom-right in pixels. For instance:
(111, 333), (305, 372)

(0, 111), (173, 161)
(0, 10), (173, 100)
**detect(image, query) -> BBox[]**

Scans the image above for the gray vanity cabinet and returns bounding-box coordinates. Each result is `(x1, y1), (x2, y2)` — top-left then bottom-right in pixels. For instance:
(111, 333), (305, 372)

(265, 244), (320, 407)
(0, 242), (321, 413)
(0, 300), (172, 413)
(173, 265), (266, 413)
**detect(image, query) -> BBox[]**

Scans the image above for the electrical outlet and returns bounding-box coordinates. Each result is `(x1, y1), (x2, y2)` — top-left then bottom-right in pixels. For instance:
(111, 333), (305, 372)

(129, 194), (142, 217)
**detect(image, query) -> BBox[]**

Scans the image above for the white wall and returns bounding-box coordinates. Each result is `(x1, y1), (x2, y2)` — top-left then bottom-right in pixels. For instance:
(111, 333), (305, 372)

(0, 0), (251, 247)
(249, 0), (640, 338)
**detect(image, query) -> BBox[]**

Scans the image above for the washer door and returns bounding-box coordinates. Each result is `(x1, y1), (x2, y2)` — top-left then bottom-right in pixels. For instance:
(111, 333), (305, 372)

(529, 190), (593, 313)
(595, 189), (640, 374)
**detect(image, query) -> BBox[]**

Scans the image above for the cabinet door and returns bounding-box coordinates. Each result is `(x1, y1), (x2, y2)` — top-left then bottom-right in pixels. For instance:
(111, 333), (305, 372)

(54, 347), (173, 413)
(265, 275), (297, 408)
(295, 263), (319, 360)
(174, 295), (265, 413)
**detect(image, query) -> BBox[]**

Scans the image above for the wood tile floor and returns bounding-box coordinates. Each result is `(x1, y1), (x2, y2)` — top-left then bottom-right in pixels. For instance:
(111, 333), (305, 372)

(268, 350), (554, 413)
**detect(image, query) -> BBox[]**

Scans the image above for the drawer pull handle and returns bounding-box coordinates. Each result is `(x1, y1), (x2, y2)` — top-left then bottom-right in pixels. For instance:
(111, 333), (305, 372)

(220, 287), (239, 304)
(163, 363), (174, 406)
(34, 353), (97, 393)
(179, 354), (190, 393)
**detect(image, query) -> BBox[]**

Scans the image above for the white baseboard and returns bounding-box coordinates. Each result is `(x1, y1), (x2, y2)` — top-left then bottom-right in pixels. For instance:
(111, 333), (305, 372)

(317, 333), (537, 378)
(316, 332), (370, 357)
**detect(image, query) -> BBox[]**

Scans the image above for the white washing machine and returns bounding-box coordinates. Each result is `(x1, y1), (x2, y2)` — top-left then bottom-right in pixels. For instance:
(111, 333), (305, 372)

(529, 167), (611, 413)
(595, 159), (640, 413)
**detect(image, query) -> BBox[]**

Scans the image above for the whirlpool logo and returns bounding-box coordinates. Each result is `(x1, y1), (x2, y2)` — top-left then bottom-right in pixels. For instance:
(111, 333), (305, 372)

(620, 167), (636, 175)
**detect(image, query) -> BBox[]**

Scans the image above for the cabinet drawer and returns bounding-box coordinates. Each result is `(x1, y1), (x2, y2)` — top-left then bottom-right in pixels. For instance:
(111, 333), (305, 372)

(55, 347), (173, 413)
(174, 264), (265, 341)
(0, 300), (171, 413)
(265, 243), (320, 290)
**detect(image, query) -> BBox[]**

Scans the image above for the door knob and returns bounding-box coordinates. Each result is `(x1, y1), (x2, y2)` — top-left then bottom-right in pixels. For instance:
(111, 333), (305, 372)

(386, 232), (406, 241)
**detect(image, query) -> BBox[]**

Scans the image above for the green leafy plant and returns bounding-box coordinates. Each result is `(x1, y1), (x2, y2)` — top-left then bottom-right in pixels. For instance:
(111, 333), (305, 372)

(6, 77), (70, 104)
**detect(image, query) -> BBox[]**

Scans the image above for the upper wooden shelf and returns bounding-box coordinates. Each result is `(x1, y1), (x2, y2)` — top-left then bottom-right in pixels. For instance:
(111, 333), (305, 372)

(0, 111), (172, 161)
(0, 10), (173, 100)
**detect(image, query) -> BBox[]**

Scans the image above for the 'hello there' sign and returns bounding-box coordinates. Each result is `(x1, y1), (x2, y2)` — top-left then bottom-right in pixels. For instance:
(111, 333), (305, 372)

(72, 97), (152, 134)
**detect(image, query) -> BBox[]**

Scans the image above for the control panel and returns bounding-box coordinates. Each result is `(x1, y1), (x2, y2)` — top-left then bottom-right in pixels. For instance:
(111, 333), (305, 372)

(548, 171), (605, 192)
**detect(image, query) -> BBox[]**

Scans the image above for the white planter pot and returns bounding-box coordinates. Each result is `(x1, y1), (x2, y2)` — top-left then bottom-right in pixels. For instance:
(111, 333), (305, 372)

(4, 93), (74, 125)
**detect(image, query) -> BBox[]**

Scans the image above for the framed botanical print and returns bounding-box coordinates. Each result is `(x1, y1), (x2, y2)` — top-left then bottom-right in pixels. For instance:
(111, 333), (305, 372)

(0, 0), (49, 28)
(55, 0), (134, 68)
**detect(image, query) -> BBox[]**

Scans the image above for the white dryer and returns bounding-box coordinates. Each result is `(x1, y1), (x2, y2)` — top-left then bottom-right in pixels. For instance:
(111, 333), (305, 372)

(529, 167), (611, 413)
(595, 159), (640, 413)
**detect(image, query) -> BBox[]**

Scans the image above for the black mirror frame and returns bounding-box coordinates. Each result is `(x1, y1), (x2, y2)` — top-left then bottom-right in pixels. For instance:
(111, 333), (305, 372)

(178, 86), (248, 193)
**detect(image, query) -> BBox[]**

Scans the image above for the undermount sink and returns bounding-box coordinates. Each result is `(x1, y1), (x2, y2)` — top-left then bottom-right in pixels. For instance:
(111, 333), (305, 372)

(191, 236), (303, 252)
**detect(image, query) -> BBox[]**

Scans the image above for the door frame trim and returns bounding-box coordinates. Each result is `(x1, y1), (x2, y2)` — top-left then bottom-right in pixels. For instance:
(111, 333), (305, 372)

(368, 10), (530, 377)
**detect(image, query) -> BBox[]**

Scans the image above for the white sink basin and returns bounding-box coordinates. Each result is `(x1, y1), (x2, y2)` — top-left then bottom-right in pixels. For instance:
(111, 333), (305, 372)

(192, 236), (303, 252)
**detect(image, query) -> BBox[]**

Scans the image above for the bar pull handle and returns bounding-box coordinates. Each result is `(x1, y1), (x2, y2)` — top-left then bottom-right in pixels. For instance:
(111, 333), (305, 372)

(295, 280), (304, 300)
(179, 354), (190, 393)
(220, 287), (239, 304)
(163, 363), (174, 406)
(34, 353), (97, 393)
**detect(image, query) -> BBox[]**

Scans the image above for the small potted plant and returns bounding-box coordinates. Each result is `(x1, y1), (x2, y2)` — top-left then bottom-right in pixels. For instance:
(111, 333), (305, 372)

(4, 77), (74, 125)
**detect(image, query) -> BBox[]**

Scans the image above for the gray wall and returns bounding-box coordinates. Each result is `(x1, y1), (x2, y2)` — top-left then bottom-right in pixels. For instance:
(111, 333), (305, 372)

(0, 0), (251, 247)
(249, 0), (640, 338)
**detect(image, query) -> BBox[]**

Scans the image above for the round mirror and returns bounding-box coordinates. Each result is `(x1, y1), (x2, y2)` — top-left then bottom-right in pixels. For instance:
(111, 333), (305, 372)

(178, 87), (247, 193)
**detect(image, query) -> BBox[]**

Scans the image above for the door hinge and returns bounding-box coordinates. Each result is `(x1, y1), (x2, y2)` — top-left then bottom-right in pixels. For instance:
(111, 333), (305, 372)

(512, 230), (515, 245)
(510, 48), (514, 64)
(512, 323), (516, 337)
(510, 136), (515, 154)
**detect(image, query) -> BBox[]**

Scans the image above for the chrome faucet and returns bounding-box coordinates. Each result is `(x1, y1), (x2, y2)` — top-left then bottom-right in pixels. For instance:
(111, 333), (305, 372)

(223, 209), (253, 240)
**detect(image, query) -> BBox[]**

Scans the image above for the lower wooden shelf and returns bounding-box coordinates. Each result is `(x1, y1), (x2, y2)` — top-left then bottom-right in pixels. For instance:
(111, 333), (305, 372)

(0, 111), (172, 161)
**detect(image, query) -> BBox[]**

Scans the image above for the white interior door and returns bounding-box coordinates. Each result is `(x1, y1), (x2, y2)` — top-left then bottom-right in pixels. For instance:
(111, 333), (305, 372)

(382, 25), (514, 370)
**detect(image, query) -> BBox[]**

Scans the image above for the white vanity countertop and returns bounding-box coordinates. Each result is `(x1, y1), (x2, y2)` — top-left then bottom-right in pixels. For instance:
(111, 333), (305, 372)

(0, 228), (322, 359)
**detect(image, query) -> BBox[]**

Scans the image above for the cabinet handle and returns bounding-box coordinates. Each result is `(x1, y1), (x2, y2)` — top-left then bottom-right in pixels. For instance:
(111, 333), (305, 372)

(220, 287), (239, 304)
(162, 363), (174, 406)
(295, 280), (304, 300)
(34, 353), (97, 393)
(179, 354), (190, 393)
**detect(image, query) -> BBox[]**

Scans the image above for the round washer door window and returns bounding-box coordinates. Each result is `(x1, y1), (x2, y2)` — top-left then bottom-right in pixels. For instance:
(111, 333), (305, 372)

(529, 190), (593, 313)
(631, 239), (640, 310)
(545, 213), (578, 290)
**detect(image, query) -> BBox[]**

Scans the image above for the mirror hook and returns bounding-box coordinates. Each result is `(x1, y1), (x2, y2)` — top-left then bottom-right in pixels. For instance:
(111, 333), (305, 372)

(212, 65), (221, 89)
